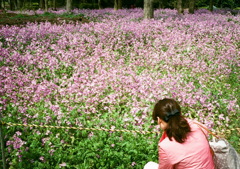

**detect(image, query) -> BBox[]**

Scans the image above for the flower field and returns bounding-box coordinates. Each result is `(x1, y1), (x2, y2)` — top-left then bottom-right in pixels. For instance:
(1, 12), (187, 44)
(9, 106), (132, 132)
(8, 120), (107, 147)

(0, 8), (239, 168)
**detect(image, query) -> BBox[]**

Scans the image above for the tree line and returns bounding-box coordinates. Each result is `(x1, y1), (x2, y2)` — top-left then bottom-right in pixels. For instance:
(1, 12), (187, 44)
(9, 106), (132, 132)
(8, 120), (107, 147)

(0, 0), (239, 15)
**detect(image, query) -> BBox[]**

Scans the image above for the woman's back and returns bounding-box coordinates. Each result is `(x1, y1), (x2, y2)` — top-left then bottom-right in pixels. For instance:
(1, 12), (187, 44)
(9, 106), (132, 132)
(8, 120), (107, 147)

(158, 120), (215, 169)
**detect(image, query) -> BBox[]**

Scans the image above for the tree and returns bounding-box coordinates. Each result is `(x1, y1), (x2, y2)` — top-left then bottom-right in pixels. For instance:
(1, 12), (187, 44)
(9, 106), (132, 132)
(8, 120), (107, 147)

(114, 0), (122, 10)
(209, 0), (213, 11)
(9, 0), (15, 10)
(53, 0), (56, 10)
(118, 0), (122, 9)
(158, 0), (164, 8)
(16, 0), (22, 9)
(114, 0), (117, 10)
(3, 0), (6, 9)
(66, 0), (72, 13)
(189, 0), (195, 14)
(177, 0), (183, 14)
(45, 0), (48, 11)
(98, 0), (102, 9)
(0, 0), (3, 9)
(39, 0), (44, 9)
(29, 0), (33, 9)
(144, 0), (154, 19)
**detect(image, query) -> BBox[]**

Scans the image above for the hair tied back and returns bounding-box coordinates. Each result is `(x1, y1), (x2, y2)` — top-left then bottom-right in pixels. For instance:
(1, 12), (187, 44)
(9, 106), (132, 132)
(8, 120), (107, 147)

(164, 109), (180, 122)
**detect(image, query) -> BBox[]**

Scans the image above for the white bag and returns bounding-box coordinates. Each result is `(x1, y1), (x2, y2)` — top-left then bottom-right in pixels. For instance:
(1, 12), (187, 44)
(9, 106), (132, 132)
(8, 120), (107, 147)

(195, 122), (240, 169)
(143, 161), (158, 169)
(209, 138), (240, 169)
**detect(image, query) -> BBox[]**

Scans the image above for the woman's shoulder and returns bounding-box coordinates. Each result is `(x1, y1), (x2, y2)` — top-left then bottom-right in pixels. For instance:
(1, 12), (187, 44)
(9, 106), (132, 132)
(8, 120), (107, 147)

(186, 119), (204, 130)
(158, 134), (182, 150)
(186, 118), (198, 124)
(187, 119), (209, 135)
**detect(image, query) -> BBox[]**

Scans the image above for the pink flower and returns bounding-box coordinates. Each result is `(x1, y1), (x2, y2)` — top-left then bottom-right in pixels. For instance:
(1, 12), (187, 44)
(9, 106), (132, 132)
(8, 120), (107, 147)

(15, 131), (22, 136)
(39, 156), (44, 161)
(88, 132), (94, 138)
(131, 162), (136, 166)
(59, 162), (67, 167)
(49, 149), (55, 156)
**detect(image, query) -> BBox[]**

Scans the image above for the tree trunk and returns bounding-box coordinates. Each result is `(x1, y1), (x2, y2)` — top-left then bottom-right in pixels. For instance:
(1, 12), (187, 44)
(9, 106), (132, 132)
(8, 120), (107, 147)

(39, 0), (44, 9)
(183, 0), (188, 9)
(29, 0), (32, 9)
(159, 0), (164, 8)
(53, 0), (56, 10)
(45, 0), (48, 11)
(117, 0), (122, 9)
(9, 0), (14, 10)
(2, 0), (5, 9)
(177, 0), (183, 14)
(39, 0), (42, 9)
(188, 0), (195, 14)
(98, 0), (102, 9)
(66, 0), (72, 13)
(0, 0), (3, 9)
(114, 0), (118, 10)
(16, 0), (21, 9)
(14, 0), (17, 9)
(144, 0), (154, 19)
(22, 0), (26, 9)
(209, 0), (213, 12)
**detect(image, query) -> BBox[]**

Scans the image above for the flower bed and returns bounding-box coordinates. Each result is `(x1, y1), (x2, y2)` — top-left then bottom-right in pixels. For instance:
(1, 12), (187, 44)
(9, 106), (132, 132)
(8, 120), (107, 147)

(0, 8), (239, 168)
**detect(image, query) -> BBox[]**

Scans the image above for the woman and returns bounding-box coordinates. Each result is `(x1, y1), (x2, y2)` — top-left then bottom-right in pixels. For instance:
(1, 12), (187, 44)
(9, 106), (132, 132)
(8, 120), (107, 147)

(144, 98), (214, 169)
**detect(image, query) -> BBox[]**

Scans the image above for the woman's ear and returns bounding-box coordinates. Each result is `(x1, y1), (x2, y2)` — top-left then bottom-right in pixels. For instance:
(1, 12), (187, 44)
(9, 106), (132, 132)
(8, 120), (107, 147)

(157, 117), (161, 125)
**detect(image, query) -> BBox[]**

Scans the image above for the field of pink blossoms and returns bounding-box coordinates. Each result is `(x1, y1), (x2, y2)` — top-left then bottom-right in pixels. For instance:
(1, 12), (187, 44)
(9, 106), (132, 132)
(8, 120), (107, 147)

(0, 8), (239, 168)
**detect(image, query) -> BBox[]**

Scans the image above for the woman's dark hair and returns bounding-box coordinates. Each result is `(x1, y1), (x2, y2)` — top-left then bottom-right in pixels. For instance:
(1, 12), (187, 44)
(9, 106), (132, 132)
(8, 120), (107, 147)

(152, 98), (191, 143)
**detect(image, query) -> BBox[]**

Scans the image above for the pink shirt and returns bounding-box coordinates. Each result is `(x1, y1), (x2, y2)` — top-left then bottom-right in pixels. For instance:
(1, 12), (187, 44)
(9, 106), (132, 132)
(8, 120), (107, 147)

(158, 120), (215, 169)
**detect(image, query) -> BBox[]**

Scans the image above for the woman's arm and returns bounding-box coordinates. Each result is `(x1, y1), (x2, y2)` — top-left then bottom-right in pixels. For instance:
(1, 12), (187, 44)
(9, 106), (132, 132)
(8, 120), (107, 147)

(158, 147), (174, 169)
